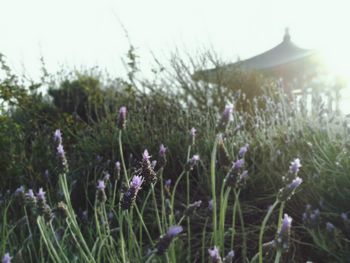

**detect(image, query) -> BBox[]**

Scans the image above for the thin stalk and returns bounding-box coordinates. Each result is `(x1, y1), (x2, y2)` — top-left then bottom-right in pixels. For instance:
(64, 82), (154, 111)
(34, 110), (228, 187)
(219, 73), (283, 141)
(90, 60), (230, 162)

(274, 250), (282, 263)
(259, 200), (279, 263)
(170, 171), (186, 224)
(211, 136), (219, 245)
(159, 168), (167, 229)
(186, 145), (191, 262)
(202, 218), (209, 263)
(119, 215), (127, 263)
(151, 184), (163, 234)
(277, 202), (285, 230)
(230, 190), (239, 249)
(118, 130), (129, 187)
(235, 190), (246, 262)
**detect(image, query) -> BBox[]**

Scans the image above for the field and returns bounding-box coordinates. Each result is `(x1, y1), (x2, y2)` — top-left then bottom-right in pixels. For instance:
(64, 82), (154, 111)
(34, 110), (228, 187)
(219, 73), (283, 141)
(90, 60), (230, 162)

(1, 53), (350, 263)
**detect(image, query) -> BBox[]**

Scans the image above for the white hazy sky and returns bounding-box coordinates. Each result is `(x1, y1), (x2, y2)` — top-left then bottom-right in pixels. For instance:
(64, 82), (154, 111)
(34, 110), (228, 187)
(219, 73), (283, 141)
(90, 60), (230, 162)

(1, 0), (350, 92)
(1, 0), (350, 74)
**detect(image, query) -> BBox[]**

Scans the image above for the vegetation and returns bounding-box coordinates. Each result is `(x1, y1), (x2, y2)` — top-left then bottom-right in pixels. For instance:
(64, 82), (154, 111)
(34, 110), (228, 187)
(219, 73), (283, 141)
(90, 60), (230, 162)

(0, 51), (350, 263)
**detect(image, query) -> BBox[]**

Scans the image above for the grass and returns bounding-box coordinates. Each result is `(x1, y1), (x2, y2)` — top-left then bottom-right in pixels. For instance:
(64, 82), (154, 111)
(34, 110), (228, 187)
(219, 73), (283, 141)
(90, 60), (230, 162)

(1, 58), (350, 262)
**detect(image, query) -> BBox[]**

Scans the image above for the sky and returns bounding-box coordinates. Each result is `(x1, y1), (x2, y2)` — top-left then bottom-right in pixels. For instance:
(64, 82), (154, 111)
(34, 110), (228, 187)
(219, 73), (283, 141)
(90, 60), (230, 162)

(1, 0), (350, 109)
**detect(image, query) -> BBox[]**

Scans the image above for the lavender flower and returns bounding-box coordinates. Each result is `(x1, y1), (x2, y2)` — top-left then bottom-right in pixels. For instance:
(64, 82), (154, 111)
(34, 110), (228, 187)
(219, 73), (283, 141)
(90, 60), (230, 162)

(218, 135), (231, 168)
(223, 250), (234, 263)
(140, 150), (157, 184)
(117, 106), (127, 129)
(208, 199), (213, 211)
(326, 222), (335, 233)
(57, 144), (65, 159)
(96, 180), (107, 203)
(233, 159), (244, 170)
(14, 186), (25, 197)
(2, 253), (12, 263)
(276, 214), (292, 251)
(185, 154), (200, 171)
(97, 180), (105, 190)
(53, 129), (62, 144)
(36, 188), (52, 223)
(208, 246), (222, 263)
(218, 105), (233, 132)
(115, 161), (121, 172)
(190, 127), (197, 145)
(103, 172), (111, 182)
(158, 144), (167, 168)
(155, 225), (183, 255)
(121, 175), (144, 210)
(278, 177), (303, 201)
(289, 158), (301, 174)
(36, 188), (46, 202)
(165, 179), (171, 188)
(239, 144), (249, 158)
(25, 189), (36, 206)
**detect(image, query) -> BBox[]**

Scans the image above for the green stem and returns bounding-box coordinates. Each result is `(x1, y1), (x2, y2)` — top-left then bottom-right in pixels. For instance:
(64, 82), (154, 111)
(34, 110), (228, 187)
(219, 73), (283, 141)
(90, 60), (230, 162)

(259, 200), (279, 263)
(230, 191), (238, 249)
(277, 202), (285, 231)
(274, 250), (282, 263)
(151, 184), (163, 234)
(211, 136), (219, 245)
(186, 145), (191, 262)
(236, 190), (246, 262)
(118, 130), (129, 187)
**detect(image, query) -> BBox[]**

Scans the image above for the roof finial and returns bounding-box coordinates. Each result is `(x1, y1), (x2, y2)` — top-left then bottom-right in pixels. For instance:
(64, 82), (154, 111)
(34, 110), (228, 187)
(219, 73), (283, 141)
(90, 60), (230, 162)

(283, 27), (291, 42)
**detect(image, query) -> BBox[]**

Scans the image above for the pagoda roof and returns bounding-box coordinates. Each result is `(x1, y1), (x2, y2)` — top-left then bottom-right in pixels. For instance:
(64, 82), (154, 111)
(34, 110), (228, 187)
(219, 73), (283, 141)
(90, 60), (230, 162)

(230, 28), (317, 70)
(193, 28), (319, 81)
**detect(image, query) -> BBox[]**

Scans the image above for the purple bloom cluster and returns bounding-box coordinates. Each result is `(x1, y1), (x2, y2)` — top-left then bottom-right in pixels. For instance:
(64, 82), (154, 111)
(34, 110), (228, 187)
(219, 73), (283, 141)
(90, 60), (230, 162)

(217, 105), (234, 132)
(190, 127), (197, 145)
(121, 175), (144, 210)
(208, 246), (222, 263)
(289, 158), (301, 174)
(158, 144), (167, 168)
(96, 180), (107, 203)
(276, 214), (293, 251)
(226, 145), (249, 189)
(140, 150), (157, 184)
(185, 154), (200, 171)
(155, 225), (183, 255)
(303, 205), (320, 227)
(2, 253), (12, 263)
(117, 106), (127, 129)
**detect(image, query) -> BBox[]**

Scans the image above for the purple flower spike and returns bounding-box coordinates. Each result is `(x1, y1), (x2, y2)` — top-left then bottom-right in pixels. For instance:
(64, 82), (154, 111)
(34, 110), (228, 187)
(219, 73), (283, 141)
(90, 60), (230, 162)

(288, 177), (303, 190)
(117, 106), (127, 129)
(167, 225), (183, 238)
(142, 149), (151, 161)
(37, 188), (46, 201)
(208, 246), (222, 263)
(165, 179), (171, 188)
(223, 250), (235, 263)
(2, 253), (12, 263)
(159, 144), (167, 157)
(276, 214), (293, 251)
(57, 144), (65, 158)
(281, 214), (292, 234)
(289, 158), (301, 174)
(190, 127), (197, 145)
(326, 222), (335, 232)
(97, 180), (105, 190)
(131, 175), (143, 190)
(233, 159), (244, 170)
(54, 129), (62, 144)
(223, 106), (233, 119)
(239, 144), (249, 158)
(115, 161), (121, 171)
(26, 189), (35, 199)
(15, 185), (25, 195)
(155, 225), (183, 255)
